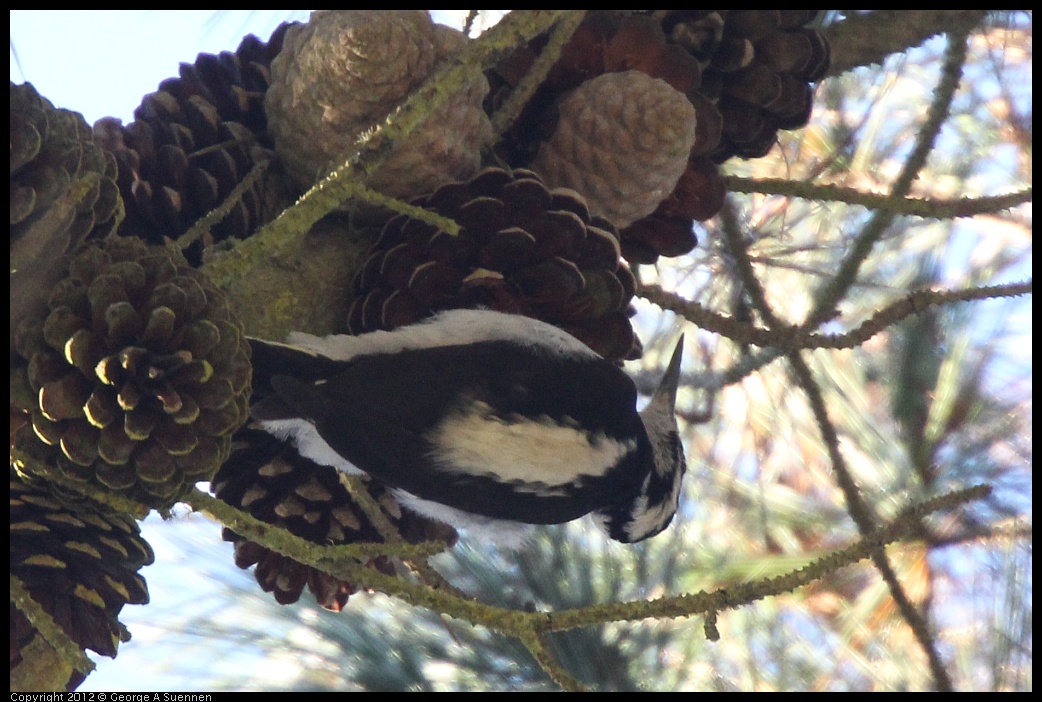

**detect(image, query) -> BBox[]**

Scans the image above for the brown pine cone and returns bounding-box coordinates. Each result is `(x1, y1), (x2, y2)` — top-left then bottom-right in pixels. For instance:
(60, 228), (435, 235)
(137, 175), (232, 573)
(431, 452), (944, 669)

(94, 22), (294, 265)
(10, 468), (153, 689)
(11, 237), (252, 510)
(213, 428), (456, 611)
(530, 71), (697, 230)
(348, 167), (640, 362)
(490, 11), (828, 263)
(489, 12), (726, 264)
(266, 10), (492, 199)
(11, 82), (122, 341)
(655, 10), (830, 161)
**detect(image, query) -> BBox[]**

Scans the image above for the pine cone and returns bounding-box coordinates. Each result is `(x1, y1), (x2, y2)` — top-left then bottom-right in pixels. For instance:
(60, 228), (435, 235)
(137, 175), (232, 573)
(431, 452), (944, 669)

(618, 154), (726, 264)
(10, 83), (122, 247)
(656, 10), (830, 161)
(213, 428), (456, 611)
(492, 14), (714, 167)
(11, 237), (251, 510)
(94, 23), (294, 265)
(491, 11), (828, 263)
(266, 10), (492, 198)
(530, 71), (696, 229)
(349, 167), (640, 362)
(10, 468), (153, 689)
(11, 82), (123, 340)
(489, 13), (725, 264)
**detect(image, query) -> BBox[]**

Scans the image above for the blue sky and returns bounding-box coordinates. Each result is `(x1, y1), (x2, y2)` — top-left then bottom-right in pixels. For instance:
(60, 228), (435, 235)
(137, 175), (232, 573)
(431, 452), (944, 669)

(9, 11), (482, 124)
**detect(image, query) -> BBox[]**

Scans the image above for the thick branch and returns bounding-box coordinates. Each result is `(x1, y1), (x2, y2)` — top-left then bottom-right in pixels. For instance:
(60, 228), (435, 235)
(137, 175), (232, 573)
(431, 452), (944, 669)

(824, 10), (987, 76)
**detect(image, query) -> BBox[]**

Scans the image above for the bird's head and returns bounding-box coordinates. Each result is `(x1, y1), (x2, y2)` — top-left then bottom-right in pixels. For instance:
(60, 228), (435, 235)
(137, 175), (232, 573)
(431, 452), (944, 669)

(602, 336), (686, 542)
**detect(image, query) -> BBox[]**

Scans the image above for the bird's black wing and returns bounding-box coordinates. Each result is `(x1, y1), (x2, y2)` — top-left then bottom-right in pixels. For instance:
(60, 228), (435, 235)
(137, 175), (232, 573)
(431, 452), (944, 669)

(263, 341), (651, 524)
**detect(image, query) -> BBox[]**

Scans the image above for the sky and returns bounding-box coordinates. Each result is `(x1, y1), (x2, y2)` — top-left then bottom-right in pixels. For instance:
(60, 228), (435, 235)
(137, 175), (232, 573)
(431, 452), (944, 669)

(9, 10), (484, 124)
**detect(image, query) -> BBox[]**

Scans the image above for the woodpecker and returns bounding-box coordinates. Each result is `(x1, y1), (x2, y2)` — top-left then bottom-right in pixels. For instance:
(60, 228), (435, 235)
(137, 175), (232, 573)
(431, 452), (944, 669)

(249, 309), (686, 543)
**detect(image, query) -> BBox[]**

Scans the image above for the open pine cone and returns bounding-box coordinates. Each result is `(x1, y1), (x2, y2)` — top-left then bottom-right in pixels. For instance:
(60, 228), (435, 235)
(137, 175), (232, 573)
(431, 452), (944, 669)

(94, 22), (294, 265)
(213, 428), (456, 611)
(10, 468), (153, 690)
(11, 237), (251, 509)
(10, 82), (123, 342)
(348, 167), (640, 362)
(654, 10), (830, 162)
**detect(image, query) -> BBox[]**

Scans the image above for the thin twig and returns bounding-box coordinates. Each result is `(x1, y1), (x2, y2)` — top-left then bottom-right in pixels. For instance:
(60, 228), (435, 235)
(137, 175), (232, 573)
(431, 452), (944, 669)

(10, 575), (96, 680)
(639, 280), (1032, 352)
(725, 176), (1032, 220)
(10, 449), (987, 691)
(788, 357), (955, 691)
(462, 10), (480, 37)
(194, 477), (988, 637)
(490, 11), (587, 137)
(526, 630), (589, 691)
(178, 156), (271, 249)
(543, 485), (989, 631)
(717, 55), (973, 680)
(808, 26), (973, 329)
(187, 487), (448, 562)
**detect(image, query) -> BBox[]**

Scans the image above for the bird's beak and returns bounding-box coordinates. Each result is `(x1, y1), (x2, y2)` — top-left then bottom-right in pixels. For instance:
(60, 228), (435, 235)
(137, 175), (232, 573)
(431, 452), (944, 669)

(652, 335), (684, 408)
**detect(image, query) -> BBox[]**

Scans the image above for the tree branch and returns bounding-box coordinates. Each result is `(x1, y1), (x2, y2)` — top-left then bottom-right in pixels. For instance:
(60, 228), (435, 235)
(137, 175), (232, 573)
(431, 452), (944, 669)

(808, 26), (974, 329)
(725, 176), (1032, 220)
(718, 145), (963, 689)
(202, 10), (569, 288)
(638, 280), (1032, 353)
(824, 10), (987, 76)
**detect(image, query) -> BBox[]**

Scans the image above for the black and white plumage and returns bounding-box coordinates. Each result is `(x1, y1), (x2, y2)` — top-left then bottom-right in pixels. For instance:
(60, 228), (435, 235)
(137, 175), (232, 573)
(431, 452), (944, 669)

(249, 309), (686, 543)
